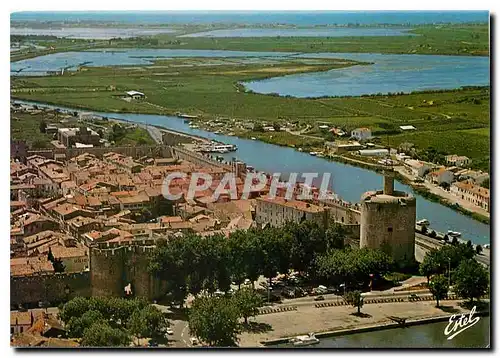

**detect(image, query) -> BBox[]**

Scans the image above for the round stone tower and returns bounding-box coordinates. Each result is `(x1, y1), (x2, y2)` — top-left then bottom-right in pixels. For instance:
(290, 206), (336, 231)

(360, 169), (416, 267)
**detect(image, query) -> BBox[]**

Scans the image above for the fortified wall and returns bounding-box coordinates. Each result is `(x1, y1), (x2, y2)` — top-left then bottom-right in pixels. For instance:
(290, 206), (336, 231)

(171, 146), (234, 173)
(27, 145), (174, 161)
(10, 271), (91, 307)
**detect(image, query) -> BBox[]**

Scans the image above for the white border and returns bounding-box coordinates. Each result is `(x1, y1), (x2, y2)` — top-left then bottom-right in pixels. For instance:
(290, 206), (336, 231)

(2, 1), (497, 357)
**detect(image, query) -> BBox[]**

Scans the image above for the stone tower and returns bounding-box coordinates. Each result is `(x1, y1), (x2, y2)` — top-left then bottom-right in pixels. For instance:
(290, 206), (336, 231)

(90, 239), (166, 300)
(360, 169), (416, 267)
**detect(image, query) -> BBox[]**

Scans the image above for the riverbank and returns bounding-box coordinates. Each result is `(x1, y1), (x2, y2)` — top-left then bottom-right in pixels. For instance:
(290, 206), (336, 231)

(238, 299), (489, 347)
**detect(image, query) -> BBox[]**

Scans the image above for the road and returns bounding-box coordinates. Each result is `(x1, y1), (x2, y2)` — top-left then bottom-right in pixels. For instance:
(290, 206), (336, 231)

(416, 233), (490, 268)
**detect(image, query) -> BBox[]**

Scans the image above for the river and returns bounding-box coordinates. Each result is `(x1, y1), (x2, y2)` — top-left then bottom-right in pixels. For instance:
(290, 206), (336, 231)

(273, 318), (490, 348)
(13, 100), (491, 245)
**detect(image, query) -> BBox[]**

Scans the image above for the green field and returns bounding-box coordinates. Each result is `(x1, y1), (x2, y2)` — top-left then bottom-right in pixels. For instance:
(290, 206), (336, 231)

(11, 54), (490, 171)
(96, 23), (489, 56)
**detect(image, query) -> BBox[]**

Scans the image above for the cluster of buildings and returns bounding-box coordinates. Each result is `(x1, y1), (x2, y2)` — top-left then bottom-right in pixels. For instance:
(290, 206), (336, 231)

(10, 141), (422, 346)
(401, 156), (489, 212)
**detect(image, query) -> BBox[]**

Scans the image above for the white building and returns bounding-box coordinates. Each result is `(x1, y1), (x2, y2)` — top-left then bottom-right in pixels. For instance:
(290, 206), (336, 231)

(404, 159), (433, 178)
(358, 149), (389, 157)
(425, 167), (454, 185)
(126, 90), (145, 100)
(351, 128), (372, 141)
(255, 197), (328, 228)
(450, 180), (489, 212)
(445, 155), (471, 167)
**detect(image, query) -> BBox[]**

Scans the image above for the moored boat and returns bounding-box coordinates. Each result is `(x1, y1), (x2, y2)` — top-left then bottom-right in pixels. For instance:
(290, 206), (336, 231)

(289, 333), (320, 346)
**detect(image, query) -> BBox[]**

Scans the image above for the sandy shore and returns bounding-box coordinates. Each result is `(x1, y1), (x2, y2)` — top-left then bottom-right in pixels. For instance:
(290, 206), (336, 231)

(238, 299), (471, 347)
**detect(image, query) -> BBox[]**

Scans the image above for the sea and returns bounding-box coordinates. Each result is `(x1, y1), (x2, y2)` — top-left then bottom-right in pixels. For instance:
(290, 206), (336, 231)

(10, 11), (489, 26)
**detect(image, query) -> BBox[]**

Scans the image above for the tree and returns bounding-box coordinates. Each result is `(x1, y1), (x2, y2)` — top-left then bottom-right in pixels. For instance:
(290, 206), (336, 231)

(253, 123), (264, 132)
(52, 257), (65, 272)
(421, 225), (428, 235)
(39, 120), (47, 133)
(476, 245), (483, 255)
(232, 287), (263, 324)
(188, 295), (240, 347)
(67, 310), (105, 338)
(429, 230), (437, 239)
(325, 225), (345, 250)
(454, 259), (489, 304)
(443, 234), (449, 243)
(343, 290), (364, 314)
(81, 322), (131, 347)
(419, 249), (441, 283)
(480, 178), (489, 189)
(428, 274), (448, 307)
(149, 239), (190, 306)
(451, 237), (458, 246)
(59, 296), (90, 323)
(128, 305), (169, 344)
(315, 247), (392, 288)
(47, 247), (54, 262)
(227, 230), (249, 289)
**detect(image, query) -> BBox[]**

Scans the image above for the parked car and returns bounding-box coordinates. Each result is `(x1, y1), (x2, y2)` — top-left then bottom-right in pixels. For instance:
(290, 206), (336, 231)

(166, 328), (174, 336)
(314, 295), (325, 301)
(190, 337), (199, 346)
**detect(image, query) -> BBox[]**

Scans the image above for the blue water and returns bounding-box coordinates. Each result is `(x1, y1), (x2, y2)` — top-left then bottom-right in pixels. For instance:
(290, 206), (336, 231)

(13, 100), (491, 245)
(10, 27), (177, 40)
(10, 11), (489, 26)
(11, 49), (489, 98)
(244, 53), (490, 97)
(180, 28), (417, 38)
(273, 319), (490, 348)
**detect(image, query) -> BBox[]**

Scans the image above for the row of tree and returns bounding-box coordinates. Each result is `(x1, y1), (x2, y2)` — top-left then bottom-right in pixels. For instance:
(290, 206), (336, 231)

(59, 296), (169, 347)
(420, 243), (489, 306)
(148, 220), (348, 305)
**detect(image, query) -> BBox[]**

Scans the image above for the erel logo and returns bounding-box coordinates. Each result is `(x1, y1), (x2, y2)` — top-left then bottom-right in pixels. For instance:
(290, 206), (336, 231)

(444, 306), (480, 340)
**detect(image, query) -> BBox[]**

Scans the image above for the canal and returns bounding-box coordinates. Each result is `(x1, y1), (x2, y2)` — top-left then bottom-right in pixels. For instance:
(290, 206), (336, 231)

(14, 100), (491, 245)
(273, 318), (490, 348)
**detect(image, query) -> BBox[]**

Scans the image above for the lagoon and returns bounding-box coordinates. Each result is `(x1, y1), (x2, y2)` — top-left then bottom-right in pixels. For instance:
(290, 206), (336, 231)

(10, 27), (177, 40)
(11, 49), (489, 99)
(244, 53), (490, 97)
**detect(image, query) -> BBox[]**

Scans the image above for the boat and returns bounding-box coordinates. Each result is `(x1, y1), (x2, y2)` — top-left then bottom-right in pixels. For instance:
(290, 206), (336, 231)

(416, 219), (430, 226)
(290, 333), (320, 346)
(309, 152), (318, 156)
(447, 230), (462, 237)
(176, 112), (198, 119)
